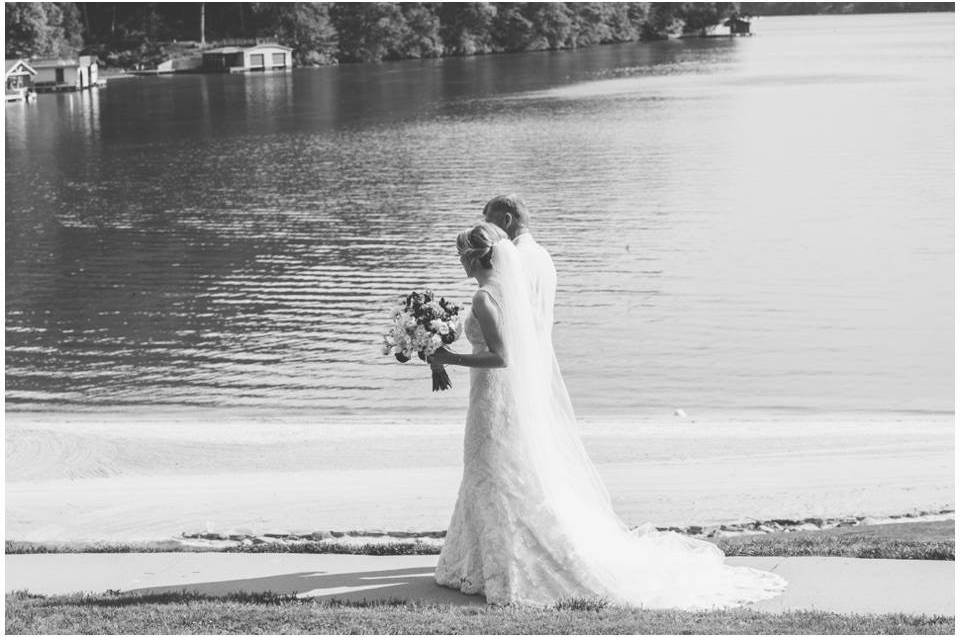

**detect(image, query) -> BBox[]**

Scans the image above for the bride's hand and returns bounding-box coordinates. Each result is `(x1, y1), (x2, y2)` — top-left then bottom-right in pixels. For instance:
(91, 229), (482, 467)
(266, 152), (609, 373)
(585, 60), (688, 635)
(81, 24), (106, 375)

(428, 347), (452, 367)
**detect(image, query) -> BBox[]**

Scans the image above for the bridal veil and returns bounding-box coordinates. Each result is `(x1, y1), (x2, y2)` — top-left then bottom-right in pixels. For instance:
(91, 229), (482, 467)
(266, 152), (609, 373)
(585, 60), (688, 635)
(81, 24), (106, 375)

(436, 238), (786, 608)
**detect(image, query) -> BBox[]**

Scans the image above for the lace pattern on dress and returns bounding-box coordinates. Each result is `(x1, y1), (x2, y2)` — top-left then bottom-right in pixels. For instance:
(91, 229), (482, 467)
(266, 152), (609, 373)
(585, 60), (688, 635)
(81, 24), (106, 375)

(434, 263), (786, 608)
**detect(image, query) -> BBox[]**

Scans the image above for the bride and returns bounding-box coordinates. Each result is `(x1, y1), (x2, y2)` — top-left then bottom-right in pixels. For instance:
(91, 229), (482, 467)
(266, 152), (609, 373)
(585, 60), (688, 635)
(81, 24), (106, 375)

(427, 222), (786, 608)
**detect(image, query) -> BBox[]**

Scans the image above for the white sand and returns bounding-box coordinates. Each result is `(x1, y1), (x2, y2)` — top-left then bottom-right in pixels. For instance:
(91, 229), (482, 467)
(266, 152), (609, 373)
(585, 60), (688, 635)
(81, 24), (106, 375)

(5, 409), (954, 543)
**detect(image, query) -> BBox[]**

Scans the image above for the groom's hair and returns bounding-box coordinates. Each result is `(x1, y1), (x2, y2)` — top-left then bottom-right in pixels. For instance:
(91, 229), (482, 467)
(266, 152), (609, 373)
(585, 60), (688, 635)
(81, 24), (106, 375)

(483, 195), (530, 233)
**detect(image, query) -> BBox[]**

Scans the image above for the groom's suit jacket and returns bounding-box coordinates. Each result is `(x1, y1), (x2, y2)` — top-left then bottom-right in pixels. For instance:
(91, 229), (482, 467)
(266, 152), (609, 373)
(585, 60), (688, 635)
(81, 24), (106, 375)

(514, 233), (557, 340)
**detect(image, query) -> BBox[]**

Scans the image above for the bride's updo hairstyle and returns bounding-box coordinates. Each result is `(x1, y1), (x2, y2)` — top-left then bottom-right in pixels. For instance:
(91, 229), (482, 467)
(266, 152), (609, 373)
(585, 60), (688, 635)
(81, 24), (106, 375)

(457, 222), (509, 273)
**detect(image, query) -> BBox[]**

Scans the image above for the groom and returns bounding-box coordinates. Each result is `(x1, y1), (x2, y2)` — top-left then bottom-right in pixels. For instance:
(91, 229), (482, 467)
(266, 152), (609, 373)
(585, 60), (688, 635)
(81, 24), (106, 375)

(483, 195), (557, 339)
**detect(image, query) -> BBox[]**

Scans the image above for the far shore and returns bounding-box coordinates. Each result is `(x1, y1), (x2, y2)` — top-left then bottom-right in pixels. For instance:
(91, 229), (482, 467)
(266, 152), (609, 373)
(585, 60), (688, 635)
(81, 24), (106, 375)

(5, 409), (954, 545)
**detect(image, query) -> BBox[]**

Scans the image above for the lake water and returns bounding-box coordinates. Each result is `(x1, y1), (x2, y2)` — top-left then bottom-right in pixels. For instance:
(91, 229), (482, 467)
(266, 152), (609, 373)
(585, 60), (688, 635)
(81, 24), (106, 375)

(5, 13), (954, 417)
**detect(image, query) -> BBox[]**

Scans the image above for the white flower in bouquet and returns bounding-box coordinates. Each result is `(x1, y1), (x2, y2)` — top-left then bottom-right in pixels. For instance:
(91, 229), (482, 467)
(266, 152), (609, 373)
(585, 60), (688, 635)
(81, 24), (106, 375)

(448, 320), (462, 339)
(413, 325), (429, 346)
(382, 290), (463, 391)
(430, 319), (450, 335)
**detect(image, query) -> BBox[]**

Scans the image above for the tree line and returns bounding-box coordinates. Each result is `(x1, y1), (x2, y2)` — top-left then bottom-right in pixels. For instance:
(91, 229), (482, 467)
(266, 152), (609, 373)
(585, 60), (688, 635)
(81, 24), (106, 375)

(5, 2), (954, 67)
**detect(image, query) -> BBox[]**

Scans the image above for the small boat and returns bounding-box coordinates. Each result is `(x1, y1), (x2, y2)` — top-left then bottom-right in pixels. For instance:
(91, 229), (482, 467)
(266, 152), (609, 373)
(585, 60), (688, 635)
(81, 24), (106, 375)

(5, 87), (36, 103)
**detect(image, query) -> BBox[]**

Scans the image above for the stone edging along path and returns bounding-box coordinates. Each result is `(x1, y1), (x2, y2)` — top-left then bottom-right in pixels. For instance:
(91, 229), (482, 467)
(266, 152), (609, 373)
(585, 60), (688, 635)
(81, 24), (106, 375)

(7, 509), (953, 554)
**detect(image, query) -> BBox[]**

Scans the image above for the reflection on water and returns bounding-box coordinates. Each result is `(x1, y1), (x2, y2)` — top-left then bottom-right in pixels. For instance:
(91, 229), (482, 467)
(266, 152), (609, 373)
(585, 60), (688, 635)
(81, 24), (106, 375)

(5, 13), (954, 416)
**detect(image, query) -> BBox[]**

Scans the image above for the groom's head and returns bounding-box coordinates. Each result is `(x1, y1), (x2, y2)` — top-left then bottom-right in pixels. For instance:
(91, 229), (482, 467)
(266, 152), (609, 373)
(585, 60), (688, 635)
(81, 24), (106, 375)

(483, 195), (529, 240)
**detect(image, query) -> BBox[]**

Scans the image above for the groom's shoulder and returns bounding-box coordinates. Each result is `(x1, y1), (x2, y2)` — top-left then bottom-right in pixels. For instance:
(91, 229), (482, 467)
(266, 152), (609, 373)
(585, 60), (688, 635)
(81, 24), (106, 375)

(518, 233), (547, 251)
(525, 236), (556, 275)
(529, 236), (553, 260)
(516, 233), (554, 261)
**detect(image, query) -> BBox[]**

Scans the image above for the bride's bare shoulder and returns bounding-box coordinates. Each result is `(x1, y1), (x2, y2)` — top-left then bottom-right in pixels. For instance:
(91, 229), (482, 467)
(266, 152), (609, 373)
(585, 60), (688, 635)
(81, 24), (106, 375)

(472, 287), (502, 316)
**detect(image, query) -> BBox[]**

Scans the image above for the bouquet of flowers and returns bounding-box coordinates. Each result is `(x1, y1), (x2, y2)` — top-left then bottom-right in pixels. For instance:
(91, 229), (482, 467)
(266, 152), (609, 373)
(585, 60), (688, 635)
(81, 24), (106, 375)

(383, 289), (462, 391)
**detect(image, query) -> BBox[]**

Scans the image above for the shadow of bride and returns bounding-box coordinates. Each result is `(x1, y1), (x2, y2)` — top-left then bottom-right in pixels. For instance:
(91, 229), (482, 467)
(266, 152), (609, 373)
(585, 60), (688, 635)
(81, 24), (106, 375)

(126, 565), (486, 606)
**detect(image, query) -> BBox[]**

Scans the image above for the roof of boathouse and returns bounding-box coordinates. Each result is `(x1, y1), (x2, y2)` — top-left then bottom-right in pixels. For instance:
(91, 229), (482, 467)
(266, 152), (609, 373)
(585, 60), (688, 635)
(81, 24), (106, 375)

(203, 43), (292, 55)
(5, 59), (37, 77)
(202, 47), (245, 55)
(30, 58), (78, 68)
(244, 43), (292, 51)
(30, 56), (96, 68)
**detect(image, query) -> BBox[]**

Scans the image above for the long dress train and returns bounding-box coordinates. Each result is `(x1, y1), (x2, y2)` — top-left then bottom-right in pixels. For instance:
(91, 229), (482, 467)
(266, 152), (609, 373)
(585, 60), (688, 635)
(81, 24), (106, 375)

(435, 239), (786, 608)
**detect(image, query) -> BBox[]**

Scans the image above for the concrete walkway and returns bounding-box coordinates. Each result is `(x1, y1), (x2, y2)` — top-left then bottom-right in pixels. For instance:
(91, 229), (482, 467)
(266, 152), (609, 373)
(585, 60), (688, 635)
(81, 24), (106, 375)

(5, 553), (954, 616)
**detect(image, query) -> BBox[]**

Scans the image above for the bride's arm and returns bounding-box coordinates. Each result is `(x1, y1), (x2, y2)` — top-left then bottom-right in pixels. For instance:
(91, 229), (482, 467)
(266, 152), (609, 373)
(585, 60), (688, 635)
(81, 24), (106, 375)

(429, 291), (507, 369)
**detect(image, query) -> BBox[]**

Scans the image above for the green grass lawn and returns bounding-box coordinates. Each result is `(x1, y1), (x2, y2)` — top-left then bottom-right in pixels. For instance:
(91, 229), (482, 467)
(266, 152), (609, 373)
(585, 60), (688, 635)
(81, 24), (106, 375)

(6, 520), (954, 633)
(715, 519), (955, 560)
(5, 591), (954, 635)
(6, 520), (955, 560)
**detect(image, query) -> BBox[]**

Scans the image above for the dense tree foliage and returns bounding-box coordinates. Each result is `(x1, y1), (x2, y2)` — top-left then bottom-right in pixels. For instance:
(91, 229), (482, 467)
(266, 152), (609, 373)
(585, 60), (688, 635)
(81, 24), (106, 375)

(251, 3), (338, 65)
(438, 3), (497, 56)
(5, 2), (84, 58)
(331, 3), (444, 62)
(5, 2), (954, 65)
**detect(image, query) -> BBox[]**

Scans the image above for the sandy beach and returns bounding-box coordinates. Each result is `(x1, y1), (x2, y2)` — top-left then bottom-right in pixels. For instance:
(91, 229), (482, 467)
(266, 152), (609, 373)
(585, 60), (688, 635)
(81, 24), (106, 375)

(5, 409), (954, 544)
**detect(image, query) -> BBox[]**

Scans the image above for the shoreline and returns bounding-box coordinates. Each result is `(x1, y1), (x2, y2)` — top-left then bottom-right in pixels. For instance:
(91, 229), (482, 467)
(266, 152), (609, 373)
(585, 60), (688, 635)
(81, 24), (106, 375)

(6, 410), (954, 545)
(5, 402), (953, 417)
(6, 510), (954, 555)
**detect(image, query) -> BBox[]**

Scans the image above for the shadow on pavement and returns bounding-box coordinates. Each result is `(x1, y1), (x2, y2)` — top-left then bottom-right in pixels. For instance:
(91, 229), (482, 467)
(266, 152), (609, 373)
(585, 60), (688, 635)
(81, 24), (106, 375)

(127, 565), (486, 606)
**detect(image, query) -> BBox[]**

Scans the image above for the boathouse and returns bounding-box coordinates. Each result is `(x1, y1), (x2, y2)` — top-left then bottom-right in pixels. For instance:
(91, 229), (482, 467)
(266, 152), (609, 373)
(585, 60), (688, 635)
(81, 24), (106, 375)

(723, 15), (752, 36)
(202, 43), (292, 73)
(32, 55), (99, 92)
(5, 59), (37, 101)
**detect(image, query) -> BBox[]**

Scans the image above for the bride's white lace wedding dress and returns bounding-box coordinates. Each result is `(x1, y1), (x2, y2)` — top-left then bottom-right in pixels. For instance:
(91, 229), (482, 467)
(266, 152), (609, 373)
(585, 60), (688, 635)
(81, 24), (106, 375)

(434, 239), (785, 608)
